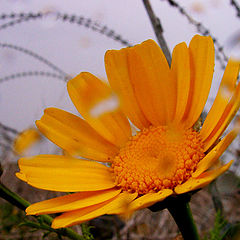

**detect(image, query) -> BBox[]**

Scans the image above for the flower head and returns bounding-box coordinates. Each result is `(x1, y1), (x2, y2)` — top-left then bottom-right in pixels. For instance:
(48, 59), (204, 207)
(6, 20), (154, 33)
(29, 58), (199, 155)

(16, 35), (240, 228)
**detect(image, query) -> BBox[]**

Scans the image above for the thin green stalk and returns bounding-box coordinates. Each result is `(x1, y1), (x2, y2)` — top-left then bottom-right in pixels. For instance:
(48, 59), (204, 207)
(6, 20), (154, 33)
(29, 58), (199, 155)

(0, 183), (84, 240)
(168, 201), (200, 240)
(0, 182), (30, 210)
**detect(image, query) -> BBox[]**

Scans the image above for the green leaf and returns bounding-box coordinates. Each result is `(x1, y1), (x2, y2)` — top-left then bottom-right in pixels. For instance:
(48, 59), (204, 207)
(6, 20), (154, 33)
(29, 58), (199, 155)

(222, 222), (240, 240)
(204, 211), (228, 240)
(42, 231), (50, 239)
(81, 223), (94, 240)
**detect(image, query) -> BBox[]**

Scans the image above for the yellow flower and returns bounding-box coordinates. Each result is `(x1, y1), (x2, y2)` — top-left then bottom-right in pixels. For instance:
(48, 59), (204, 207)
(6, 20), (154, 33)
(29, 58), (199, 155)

(13, 128), (41, 155)
(16, 35), (240, 229)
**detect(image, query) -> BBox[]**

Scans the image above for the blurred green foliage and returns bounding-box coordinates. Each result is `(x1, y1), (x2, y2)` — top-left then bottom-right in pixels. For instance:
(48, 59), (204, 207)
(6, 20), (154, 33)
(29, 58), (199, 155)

(0, 202), (67, 239)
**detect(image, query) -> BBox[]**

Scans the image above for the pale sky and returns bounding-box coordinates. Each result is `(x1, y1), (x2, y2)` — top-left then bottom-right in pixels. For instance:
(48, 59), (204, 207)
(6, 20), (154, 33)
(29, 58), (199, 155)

(0, 0), (239, 131)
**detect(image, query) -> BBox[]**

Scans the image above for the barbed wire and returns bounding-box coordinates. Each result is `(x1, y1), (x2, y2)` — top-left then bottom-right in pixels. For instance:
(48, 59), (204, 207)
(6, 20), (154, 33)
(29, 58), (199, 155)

(0, 142), (12, 151)
(0, 119), (19, 160)
(0, 12), (42, 30)
(0, 12), (131, 84)
(0, 71), (66, 84)
(0, 122), (19, 135)
(58, 13), (131, 46)
(0, 43), (70, 80)
(162, 0), (229, 69)
(0, 12), (42, 20)
(0, 12), (131, 46)
(0, 127), (15, 159)
(230, 0), (240, 17)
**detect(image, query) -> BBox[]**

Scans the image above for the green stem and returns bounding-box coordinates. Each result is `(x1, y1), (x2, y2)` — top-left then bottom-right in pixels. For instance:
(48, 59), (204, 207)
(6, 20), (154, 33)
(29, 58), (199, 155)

(168, 201), (200, 240)
(0, 183), (83, 240)
(0, 182), (30, 210)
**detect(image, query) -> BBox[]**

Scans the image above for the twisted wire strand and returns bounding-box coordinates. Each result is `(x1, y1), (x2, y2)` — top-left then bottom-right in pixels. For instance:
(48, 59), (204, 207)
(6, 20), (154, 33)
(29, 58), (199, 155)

(0, 12), (42, 20)
(0, 12), (43, 30)
(162, 0), (229, 69)
(230, 0), (240, 17)
(0, 43), (70, 80)
(0, 122), (19, 135)
(0, 71), (66, 84)
(0, 142), (12, 150)
(0, 12), (131, 83)
(0, 12), (131, 46)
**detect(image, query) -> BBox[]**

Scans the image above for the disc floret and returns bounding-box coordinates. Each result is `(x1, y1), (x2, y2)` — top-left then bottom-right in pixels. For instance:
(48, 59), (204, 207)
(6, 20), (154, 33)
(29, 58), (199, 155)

(112, 126), (205, 194)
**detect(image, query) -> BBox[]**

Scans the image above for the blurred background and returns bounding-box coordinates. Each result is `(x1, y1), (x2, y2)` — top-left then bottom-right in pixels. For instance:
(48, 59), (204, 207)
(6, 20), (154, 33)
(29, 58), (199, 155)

(0, 0), (240, 239)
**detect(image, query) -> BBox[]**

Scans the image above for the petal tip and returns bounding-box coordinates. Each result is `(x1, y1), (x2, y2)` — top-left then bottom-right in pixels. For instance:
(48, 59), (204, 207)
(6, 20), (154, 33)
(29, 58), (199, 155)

(16, 172), (27, 182)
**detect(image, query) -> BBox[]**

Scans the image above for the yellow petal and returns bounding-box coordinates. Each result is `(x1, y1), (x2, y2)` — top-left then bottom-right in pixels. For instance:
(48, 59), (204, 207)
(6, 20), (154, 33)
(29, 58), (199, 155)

(13, 128), (41, 155)
(193, 124), (239, 178)
(67, 73), (131, 147)
(175, 160), (233, 194)
(15, 172), (27, 182)
(36, 108), (118, 162)
(127, 40), (173, 125)
(200, 60), (240, 142)
(26, 188), (121, 215)
(52, 199), (113, 228)
(105, 46), (150, 129)
(106, 192), (138, 214)
(183, 35), (214, 128)
(128, 189), (173, 212)
(203, 82), (240, 151)
(51, 192), (137, 228)
(171, 42), (190, 123)
(17, 155), (116, 192)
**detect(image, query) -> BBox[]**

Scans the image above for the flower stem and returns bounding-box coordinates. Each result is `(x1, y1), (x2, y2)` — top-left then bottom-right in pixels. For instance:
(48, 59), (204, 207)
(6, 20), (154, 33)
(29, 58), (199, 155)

(0, 183), (84, 240)
(0, 182), (29, 210)
(168, 201), (200, 240)
(142, 0), (172, 66)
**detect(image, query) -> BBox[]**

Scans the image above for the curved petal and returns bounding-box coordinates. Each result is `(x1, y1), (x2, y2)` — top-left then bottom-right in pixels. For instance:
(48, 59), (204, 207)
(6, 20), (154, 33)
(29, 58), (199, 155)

(51, 199), (113, 229)
(67, 73), (131, 147)
(203, 81), (240, 151)
(128, 189), (173, 212)
(51, 192), (137, 228)
(36, 108), (119, 162)
(127, 40), (172, 125)
(175, 160), (233, 194)
(17, 155), (116, 192)
(171, 42), (190, 123)
(15, 172), (27, 182)
(26, 188), (121, 215)
(105, 46), (151, 129)
(193, 121), (239, 177)
(183, 35), (215, 128)
(13, 128), (41, 155)
(200, 60), (240, 141)
(106, 192), (138, 214)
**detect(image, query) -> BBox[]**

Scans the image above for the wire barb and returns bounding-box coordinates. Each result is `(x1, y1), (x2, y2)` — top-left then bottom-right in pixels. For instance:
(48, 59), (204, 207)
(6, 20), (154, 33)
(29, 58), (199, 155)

(230, 0), (240, 17)
(0, 122), (19, 135)
(0, 11), (131, 46)
(162, 0), (229, 69)
(0, 71), (66, 84)
(0, 43), (70, 80)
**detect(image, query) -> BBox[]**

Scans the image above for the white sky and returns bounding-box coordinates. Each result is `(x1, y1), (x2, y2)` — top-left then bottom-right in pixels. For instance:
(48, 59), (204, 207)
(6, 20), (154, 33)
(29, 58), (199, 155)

(0, 0), (239, 131)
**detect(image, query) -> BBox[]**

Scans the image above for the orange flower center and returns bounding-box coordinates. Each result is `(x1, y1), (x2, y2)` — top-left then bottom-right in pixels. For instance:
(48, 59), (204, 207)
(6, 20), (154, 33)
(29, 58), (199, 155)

(112, 126), (205, 194)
